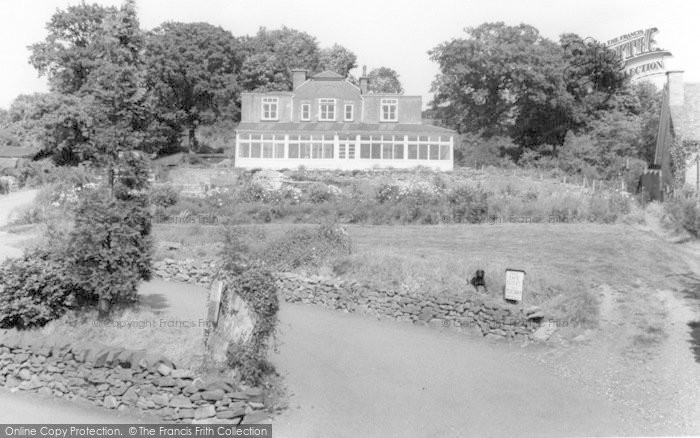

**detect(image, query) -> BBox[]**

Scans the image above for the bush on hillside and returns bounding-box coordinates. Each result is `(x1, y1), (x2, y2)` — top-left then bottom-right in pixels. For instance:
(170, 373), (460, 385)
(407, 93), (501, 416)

(67, 186), (153, 310)
(665, 195), (700, 237)
(0, 249), (82, 329)
(447, 184), (489, 223)
(150, 184), (179, 208)
(260, 222), (351, 271)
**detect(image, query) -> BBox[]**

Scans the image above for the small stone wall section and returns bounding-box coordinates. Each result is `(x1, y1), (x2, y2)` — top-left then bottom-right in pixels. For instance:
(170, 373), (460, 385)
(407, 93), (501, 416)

(153, 258), (220, 285)
(0, 330), (269, 424)
(153, 259), (543, 340)
(276, 273), (539, 340)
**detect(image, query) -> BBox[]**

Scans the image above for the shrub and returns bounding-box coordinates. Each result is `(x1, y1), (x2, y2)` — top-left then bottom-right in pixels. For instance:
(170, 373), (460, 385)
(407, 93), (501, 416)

(447, 184), (489, 223)
(665, 196), (700, 237)
(150, 184), (179, 208)
(67, 186), (153, 310)
(308, 182), (337, 203)
(587, 192), (631, 223)
(66, 153), (153, 315)
(260, 222), (351, 271)
(0, 249), (81, 329)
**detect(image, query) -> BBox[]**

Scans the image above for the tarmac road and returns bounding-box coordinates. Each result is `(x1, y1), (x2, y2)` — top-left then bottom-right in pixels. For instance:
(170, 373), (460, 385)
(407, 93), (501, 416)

(270, 303), (642, 438)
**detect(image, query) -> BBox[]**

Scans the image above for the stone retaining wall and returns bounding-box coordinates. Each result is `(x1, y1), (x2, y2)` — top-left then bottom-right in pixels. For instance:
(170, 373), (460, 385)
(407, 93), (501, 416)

(276, 273), (541, 340)
(153, 259), (544, 340)
(153, 258), (219, 285)
(0, 330), (269, 424)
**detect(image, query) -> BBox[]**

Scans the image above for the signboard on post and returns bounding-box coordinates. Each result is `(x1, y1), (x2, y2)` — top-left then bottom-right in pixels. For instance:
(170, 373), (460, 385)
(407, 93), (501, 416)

(504, 269), (525, 302)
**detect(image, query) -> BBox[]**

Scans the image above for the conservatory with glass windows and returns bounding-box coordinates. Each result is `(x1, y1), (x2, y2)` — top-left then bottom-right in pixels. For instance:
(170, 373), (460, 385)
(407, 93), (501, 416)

(234, 69), (456, 171)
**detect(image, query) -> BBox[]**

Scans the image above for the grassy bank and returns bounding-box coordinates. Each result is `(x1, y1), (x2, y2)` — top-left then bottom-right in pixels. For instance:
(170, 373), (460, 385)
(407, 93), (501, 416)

(151, 221), (687, 328)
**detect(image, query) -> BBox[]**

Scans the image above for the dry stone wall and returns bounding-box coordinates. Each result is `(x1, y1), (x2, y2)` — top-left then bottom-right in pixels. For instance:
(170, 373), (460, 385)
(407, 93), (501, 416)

(0, 330), (269, 424)
(276, 273), (540, 340)
(153, 259), (543, 340)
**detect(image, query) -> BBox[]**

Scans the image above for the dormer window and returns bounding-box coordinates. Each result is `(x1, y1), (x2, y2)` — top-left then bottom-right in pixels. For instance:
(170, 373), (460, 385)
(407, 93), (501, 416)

(301, 103), (311, 121)
(344, 103), (354, 121)
(380, 98), (398, 122)
(319, 98), (336, 121)
(261, 97), (278, 121)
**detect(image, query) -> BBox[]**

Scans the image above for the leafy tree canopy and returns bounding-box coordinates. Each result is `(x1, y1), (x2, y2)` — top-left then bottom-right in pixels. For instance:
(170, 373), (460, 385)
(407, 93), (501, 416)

(240, 26), (320, 91)
(429, 23), (629, 154)
(145, 22), (243, 151)
(28, 0), (164, 163)
(368, 67), (404, 94)
(317, 44), (357, 78)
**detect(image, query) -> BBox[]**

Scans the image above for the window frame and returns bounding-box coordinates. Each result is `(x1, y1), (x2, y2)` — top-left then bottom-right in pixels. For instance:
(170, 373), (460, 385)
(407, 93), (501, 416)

(300, 103), (311, 121)
(380, 98), (398, 122)
(261, 97), (279, 121)
(344, 103), (354, 121)
(318, 98), (336, 122)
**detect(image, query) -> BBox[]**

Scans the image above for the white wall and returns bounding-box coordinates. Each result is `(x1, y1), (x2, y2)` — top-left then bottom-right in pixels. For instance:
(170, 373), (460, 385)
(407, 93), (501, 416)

(235, 157), (453, 171)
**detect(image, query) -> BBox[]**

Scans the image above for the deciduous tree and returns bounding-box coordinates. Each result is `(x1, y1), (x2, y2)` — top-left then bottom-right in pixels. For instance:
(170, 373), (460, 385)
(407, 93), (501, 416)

(240, 27), (320, 91)
(145, 22), (243, 151)
(368, 67), (404, 94)
(28, 0), (162, 163)
(317, 44), (357, 77)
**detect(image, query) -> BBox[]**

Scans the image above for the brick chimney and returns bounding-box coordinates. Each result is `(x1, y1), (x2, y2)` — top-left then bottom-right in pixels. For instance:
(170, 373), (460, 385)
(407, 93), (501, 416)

(359, 65), (369, 94)
(292, 69), (307, 90)
(667, 70), (684, 106)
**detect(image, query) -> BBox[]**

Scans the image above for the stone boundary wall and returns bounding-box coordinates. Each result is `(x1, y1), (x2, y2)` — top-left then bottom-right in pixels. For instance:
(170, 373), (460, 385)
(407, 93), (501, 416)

(0, 330), (269, 424)
(153, 258), (219, 285)
(153, 259), (544, 340)
(276, 273), (541, 340)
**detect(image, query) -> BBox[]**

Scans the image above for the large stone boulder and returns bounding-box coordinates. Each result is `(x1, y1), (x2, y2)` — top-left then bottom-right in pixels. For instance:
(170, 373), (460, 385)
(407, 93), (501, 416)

(250, 170), (285, 191)
(205, 287), (256, 366)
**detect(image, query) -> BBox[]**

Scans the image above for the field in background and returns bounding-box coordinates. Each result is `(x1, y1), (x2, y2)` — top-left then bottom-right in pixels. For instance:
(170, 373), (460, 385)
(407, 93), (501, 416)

(153, 221), (689, 328)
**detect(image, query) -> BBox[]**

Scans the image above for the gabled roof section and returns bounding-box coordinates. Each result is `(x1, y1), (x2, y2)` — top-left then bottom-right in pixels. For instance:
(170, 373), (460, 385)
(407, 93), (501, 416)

(311, 70), (345, 80)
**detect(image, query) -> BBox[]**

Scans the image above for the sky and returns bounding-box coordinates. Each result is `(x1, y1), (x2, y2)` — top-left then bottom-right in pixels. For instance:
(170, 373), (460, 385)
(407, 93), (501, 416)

(1, 0), (699, 109)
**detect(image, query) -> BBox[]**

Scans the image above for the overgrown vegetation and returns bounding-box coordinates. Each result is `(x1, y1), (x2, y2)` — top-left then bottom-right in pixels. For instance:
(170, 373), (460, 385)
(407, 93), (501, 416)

(0, 249), (79, 329)
(665, 194), (700, 237)
(221, 267), (279, 385)
(156, 167), (635, 226)
(0, 153), (153, 327)
(218, 227), (282, 385)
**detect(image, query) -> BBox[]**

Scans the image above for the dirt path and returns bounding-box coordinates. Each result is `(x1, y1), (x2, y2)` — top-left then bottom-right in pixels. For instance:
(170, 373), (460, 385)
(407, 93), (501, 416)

(270, 302), (643, 438)
(528, 284), (700, 435)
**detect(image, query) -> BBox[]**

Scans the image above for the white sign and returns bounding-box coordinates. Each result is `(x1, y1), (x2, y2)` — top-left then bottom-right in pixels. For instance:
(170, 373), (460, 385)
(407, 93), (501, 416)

(504, 269), (525, 302)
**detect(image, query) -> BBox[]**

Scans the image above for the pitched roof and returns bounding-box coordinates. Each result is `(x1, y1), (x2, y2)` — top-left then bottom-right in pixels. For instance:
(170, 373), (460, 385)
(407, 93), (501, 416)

(311, 70), (345, 80)
(236, 122), (456, 134)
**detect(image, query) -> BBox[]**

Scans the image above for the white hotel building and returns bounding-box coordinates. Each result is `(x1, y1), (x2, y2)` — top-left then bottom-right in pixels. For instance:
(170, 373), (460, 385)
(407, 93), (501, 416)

(234, 69), (456, 171)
